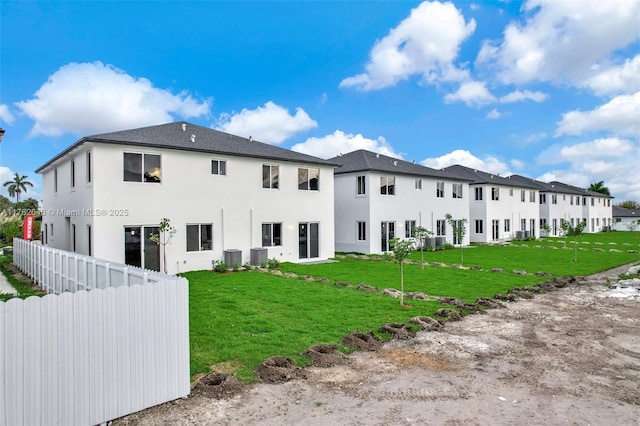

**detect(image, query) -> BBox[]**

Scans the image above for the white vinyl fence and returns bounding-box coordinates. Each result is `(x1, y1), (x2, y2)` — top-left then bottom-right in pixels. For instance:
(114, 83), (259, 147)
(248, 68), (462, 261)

(1, 239), (190, 426)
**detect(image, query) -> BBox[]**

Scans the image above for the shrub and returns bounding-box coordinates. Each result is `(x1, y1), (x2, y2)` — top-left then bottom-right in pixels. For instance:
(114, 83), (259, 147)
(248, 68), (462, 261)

(213, 260), (229, 273)
(267, 258), (281, 269)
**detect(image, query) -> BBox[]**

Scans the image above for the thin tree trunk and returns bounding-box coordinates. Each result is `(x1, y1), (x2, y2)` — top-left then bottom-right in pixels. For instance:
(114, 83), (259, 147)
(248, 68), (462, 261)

(400, 263), (404, 306)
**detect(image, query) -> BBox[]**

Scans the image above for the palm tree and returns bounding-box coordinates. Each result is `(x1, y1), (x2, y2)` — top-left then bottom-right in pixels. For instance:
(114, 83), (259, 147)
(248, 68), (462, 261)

(588, 181), (610, 196)
(3, 173), (34, 202)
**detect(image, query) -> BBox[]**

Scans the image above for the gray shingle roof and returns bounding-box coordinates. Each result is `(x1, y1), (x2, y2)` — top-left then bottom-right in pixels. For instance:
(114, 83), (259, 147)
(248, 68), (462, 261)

(36, 121), (340, 173)
(330, 150), (470, 181)
(613, 205), (640, 218)
(443, 165), (540, 189)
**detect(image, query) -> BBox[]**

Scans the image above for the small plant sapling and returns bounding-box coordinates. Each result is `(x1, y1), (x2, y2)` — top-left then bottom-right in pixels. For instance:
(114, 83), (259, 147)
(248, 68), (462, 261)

(149, 218), (176, 274)
(389, 237), (414, 306)
(561, 219), (586, 263)
(413, 226), (432, 270)
(445, 214), (467, 264)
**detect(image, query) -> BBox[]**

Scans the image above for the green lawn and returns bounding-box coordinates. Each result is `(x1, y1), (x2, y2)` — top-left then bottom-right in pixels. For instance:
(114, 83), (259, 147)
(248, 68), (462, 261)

(187, 270), (443, 382)
(186, 231), (639, 382)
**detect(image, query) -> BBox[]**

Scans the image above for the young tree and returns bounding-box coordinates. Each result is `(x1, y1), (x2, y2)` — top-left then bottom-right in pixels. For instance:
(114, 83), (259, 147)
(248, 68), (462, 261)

(445, 213), (467, 264)
(149, 218), (176, 274)
(618, 200), (640, 210)
(389, 237), (414, 306)
(3, 173), (34, 202)
(625, 219), (640, 245)
(541, 223), (552, 248)
(413, 226), (433, 270)
(561, 219), (586, 263)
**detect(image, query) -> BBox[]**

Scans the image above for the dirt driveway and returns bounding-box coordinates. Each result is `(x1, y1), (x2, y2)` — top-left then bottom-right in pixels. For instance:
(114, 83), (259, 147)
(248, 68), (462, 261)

(115, 265), (640, 425)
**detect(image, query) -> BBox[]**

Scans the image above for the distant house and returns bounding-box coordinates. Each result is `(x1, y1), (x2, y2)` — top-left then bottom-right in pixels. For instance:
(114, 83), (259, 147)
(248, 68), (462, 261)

(504, 175), (613, 235)
(443, 166), (540, 243)
(36, 121), (339, 274)
(330, 150), (470, 254)
(612, 205), (640, 231)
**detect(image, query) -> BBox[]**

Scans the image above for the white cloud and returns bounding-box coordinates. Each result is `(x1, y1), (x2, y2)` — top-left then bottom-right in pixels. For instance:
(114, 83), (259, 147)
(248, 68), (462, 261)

(559, 138), (635, 161)
(499, 89), (548, 103)
(16, 62), (211, 137)
(422, 149), (511, 175)
(536, 137), (640, 200)
(555, 91), (640, 137)
(584, 55), (640, 96)
(340, 1), (476, 90)
(215, 101), (317, 145)
(486, 108), (501, 119)
(510, 159), (526, 170)
(0, 104), (15, 124)
(291, 130), (402, 160)
(444, 80), (496, 105)
(476, 0), (640, 86)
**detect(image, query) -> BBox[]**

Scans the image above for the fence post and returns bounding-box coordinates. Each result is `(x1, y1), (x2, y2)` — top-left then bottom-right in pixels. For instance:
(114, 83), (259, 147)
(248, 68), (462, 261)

(105, 263), (111, 288)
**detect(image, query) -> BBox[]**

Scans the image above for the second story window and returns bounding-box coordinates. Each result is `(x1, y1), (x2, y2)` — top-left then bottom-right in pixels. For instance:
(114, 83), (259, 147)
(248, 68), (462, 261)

(262, 165), (279, 189)
(521, 190), (526, 202)
(552, 194), (558, 204)
(357, 175), (366, 195)
(453, 183), (463, 199)
(436, 181), (444, 198)
(492, 187), (499, 201)
(415, 179), (422, 190)
(86, 151), (92, 184)
(211, 159), (227, 175)
(380, 176), (395, 195)
(298, 168), (319, 191)
(71, 159), (76, 188)
(530, 191), (536, 203)
(124, 153), (161, 183)
(540, 194), (547, 204)
(54, 168), (58, 193)
(475, 187), (483, 201)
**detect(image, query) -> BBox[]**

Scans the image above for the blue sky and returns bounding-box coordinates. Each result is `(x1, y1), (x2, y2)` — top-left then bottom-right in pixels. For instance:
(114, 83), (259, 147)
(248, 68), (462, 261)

(1, 0), (639, 203)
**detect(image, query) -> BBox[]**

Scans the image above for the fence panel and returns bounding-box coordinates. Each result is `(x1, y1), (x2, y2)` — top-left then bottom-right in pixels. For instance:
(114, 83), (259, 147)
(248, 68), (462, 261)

(1, 239), (190, 425)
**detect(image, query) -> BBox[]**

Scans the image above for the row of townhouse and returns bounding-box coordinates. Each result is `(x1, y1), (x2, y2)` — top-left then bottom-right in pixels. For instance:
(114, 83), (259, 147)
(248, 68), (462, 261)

(35, 121), (613, 274)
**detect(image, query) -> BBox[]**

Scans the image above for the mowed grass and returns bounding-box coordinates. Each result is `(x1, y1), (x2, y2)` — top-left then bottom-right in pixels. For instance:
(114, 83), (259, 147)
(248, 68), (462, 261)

(187, 270), (443, 382)
(186, 231), (639, 383)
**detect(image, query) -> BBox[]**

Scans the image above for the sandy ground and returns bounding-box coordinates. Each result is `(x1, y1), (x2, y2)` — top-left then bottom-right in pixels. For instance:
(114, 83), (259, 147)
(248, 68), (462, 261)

(115, 265), (640, 426)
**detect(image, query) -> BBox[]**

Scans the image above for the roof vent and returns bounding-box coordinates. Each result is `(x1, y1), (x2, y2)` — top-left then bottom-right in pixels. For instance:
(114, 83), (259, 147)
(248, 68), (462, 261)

(249, 136), (253, 142)
(412, 160), (416, 164)
(393, 161), (398, 166)
(191, 134), (196, 143)
(376, 153), (380, 158)
(181, 123), (186, 131)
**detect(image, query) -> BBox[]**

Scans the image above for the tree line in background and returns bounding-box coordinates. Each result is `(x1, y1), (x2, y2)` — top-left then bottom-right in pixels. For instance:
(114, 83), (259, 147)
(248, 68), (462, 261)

(1, 174), (38, 246)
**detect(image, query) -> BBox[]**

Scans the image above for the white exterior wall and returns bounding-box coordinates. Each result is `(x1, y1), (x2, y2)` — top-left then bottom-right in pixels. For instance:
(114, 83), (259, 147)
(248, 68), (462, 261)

(543, 192), (584, 236)
(469, 184), (540, 242)
(334, 174), (370, 253)
(583, 195), (613, 232)
(613, 216), (639, 231)
(42, 143), (335, 274)
(334, 172), (469, 254)
(40, 145), (95, 255)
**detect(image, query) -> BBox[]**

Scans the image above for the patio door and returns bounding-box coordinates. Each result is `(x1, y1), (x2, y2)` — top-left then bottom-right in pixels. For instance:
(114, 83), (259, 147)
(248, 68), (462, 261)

(124, 226), (160, 271)
(299, 222), (319, 259)
(381, 221), (395, 252)
(492, 219), (500, 241)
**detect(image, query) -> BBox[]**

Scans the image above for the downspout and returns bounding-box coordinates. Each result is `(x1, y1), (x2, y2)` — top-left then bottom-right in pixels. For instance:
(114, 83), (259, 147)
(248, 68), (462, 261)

(221, 207), (225, 251)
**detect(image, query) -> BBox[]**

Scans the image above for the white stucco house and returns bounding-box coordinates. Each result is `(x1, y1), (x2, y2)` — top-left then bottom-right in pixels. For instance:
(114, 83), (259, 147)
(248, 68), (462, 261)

(330, 150), (471, 254)
(506, 175), (613, 235)
(443, 166), (541, 243)
(612, 206), (638, 231)
(36, 121), (339, 274)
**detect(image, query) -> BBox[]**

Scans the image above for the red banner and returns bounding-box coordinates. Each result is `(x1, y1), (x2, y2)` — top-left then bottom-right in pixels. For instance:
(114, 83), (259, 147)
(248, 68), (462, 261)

(23, 213), (34, 240)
